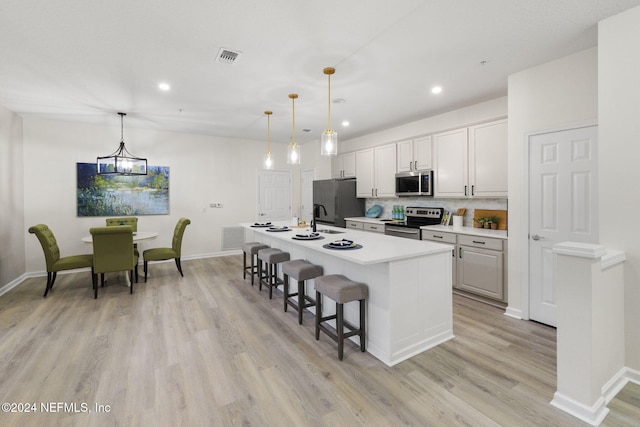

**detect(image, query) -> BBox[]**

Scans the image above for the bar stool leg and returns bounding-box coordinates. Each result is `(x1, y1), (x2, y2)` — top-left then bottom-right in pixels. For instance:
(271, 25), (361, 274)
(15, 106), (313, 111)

(297, 280), (305, 325)
(315, 291), (321, 340)
(243, 251), (247, 280)
(337, 302), (344, 360)
(258, 259), (263, 291)
(283, 274), (290, 312)
(360, 299), (366, 352)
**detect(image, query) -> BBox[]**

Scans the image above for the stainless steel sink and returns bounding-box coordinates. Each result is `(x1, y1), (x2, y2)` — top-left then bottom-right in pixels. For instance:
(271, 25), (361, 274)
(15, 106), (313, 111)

(317, 229), (345, 234)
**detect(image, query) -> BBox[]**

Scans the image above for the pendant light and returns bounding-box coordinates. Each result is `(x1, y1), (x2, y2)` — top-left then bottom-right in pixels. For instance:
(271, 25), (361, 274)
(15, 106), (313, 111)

(263, 111), (273, 169)
(287, 93), (300, 165)
(97, 112), (147, 175)
(320, 67), (338, 156)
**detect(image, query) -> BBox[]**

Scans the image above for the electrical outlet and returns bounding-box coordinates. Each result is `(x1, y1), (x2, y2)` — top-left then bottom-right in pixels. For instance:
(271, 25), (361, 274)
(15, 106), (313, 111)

(209, 203), (223, 208)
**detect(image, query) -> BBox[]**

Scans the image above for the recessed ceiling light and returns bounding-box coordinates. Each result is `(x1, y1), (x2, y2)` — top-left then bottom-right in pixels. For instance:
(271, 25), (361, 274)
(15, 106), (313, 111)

(158, 82), (171, 91)
(342, 121), (350, 127)
(431, 86), (442, 94)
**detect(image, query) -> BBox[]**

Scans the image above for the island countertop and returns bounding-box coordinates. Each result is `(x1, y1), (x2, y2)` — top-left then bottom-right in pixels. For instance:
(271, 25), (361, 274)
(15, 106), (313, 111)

(242, 221), (455, 367)
(242, 222), (453, 265)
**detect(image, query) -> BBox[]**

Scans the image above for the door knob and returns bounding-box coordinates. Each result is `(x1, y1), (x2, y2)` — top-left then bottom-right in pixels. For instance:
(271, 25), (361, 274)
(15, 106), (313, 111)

(531, 234), (544, 241)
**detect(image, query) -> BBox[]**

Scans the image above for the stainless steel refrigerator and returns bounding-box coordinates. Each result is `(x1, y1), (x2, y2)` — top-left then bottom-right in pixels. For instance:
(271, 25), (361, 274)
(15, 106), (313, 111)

(312, 178), (365, 228)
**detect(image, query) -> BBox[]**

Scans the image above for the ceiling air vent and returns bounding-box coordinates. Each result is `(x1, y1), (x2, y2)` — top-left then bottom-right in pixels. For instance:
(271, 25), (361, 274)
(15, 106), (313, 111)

(216, 48), (241, 64)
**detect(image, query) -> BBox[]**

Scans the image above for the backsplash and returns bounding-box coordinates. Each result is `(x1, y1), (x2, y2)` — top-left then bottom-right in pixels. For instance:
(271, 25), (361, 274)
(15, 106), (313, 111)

(364, 197), (508, 228)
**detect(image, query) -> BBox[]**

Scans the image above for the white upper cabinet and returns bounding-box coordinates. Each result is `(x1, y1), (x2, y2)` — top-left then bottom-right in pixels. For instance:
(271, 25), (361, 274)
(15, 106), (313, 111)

(468, 120), (508, 197)
(434, 128), (469, 197)
(433, 119), (507, 198)
(331, 152), (356, 178)
(356, 143), (397, 198)
(397, 135), (432, 172)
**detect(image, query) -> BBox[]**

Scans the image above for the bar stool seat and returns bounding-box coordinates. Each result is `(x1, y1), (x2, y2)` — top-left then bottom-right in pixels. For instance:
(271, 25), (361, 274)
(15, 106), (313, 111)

(282, 260), (323, 324)
(243, 242), (269, 285)
(315, 274), (368, 360)
(257, 248), (290, 299)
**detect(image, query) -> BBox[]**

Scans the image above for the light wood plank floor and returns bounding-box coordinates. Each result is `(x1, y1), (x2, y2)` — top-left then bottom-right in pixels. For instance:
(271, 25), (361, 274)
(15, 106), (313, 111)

(1, 256), (638, 426)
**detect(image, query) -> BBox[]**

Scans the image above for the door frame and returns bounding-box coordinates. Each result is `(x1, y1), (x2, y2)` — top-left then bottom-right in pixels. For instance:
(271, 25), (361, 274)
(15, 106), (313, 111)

(518, 120), (598, 321)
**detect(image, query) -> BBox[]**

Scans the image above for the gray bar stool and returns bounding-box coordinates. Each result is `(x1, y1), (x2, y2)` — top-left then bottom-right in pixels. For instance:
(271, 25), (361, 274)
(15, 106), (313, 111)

(257, 248), (290, 299)
(243, 242), (269, 286)
(315, 274), (368, 360)
(282, 260), (323, 324)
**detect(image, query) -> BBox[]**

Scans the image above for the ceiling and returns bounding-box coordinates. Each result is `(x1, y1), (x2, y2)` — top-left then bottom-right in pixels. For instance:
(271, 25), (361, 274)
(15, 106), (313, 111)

(2, 0), (640, 147)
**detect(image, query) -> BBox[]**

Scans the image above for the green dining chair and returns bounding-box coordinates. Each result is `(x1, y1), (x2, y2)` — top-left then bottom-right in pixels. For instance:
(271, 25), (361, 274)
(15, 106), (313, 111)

(143, 218), (191, 282)
(105, 217), (138, 231)
(106, 217), (139, 255)
(90, 226), (139, 299)
(28, 224), (94, 297)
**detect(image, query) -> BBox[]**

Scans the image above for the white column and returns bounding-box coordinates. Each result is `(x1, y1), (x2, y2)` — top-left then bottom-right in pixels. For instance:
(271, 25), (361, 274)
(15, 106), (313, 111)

(550, 242), (625, 426)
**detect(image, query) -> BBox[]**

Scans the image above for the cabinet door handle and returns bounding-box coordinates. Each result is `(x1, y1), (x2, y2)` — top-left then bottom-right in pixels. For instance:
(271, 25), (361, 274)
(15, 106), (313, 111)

(415, 160), (418, 170)
(472, 240), (486, 244)
(375, 188), (378, 197)
(471, 185), (475, 196)
(431, 235), (443, 239)
(464, 185), (468, 196)
(371, 188), (375, 197)
(459, 247), (462, 258)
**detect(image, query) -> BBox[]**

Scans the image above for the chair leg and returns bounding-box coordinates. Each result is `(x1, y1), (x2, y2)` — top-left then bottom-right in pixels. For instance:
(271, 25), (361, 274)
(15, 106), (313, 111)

(50, 272), (57, 291)
(93, 273), (98, 299)
(44, 272), (53, 297)
(283, 274), (289, 312)
(175, 258), (184, 277)
(135, 265), (139, 283)
(130, 270), (134, 294)
(101, 273), (105, 287)
(144, 261), (148, 282)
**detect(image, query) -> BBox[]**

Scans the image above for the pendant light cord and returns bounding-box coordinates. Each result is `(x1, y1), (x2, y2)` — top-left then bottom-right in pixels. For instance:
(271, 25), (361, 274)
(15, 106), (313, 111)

(327, 72), (331, 131)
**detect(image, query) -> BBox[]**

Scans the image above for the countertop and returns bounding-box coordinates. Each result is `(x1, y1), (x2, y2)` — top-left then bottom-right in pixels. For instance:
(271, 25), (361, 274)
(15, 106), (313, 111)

(421, 224), (508, 239)
(243, 222), (453, 265)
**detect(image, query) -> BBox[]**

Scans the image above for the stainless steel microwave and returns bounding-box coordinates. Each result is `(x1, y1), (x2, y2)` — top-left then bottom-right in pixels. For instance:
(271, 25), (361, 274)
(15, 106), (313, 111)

(395, 170), (433, 196)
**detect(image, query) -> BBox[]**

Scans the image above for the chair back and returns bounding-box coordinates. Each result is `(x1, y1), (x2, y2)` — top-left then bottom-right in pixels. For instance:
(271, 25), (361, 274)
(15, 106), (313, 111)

(172, 218), (191, 256)
(106, 217), (138, 232)
(28, 224), (60, 271)
(90, 226), (136, 274)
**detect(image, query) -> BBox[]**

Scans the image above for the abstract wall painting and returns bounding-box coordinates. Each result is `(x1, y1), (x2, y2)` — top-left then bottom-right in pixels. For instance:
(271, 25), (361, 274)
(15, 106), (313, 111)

(77, 162), (169, 217)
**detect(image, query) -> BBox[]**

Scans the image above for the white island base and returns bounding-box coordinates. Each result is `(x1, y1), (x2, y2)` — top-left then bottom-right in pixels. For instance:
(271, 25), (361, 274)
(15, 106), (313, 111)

(244, 224), (454, 367)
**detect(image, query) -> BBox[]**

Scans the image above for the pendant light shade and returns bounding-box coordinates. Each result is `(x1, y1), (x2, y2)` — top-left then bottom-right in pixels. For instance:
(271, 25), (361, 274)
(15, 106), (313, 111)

(97, 112), (147, 175)
(263, 111), (273, 169)
(321, 67), (338, 156)
(287, 93), (301, 165)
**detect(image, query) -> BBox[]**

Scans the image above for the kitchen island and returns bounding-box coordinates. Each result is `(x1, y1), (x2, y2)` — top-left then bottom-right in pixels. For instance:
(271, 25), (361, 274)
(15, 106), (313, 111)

(243, 222), (454, 366)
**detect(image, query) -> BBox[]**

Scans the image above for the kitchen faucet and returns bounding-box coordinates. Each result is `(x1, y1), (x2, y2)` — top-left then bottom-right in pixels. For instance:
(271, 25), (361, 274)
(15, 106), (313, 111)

(312, 204), (327, 232)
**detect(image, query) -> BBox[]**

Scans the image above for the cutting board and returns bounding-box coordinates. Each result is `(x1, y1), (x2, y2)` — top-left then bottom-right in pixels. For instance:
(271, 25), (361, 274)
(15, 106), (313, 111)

(473, 209), (507, 230)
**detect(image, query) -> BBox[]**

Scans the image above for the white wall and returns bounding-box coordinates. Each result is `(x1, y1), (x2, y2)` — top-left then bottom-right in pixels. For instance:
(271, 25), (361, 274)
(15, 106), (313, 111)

(599, 5), (640, 371)
(0, 105), (25, 285)
(342, 97), (507, 153)
(506, 48), (598, 318)
(22, 118), (293, 273)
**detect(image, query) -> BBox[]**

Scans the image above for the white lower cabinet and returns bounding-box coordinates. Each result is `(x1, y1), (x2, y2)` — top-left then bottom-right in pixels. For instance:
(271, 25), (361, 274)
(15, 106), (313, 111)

(423, 231), (506, 303)
(346, 220), (364, 230)
(421, 230), (457, 288)
(346, 220), (384, 233)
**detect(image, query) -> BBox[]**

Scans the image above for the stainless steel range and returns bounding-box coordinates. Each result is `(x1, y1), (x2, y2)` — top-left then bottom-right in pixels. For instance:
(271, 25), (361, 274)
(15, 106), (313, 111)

(384, 206), (444, 240)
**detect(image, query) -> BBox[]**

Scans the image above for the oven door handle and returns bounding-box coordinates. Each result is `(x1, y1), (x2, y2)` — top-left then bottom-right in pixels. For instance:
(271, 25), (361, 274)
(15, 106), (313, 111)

(387, 228), (419, 234)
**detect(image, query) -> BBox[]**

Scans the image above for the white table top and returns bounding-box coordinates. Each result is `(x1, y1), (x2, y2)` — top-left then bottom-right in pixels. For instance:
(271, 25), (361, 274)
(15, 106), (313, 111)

(243, 222), (452, 265)
(82, 231), (158, 243)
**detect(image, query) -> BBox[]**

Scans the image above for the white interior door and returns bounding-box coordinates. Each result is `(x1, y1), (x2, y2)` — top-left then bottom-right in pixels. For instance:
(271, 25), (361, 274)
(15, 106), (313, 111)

(300, 169), (314, 223)
(529, 126), (598, 326)
(257, 170), (292, 221)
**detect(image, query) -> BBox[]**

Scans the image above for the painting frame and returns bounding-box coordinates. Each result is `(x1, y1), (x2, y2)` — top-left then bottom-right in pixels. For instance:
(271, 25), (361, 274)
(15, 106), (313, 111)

(76, 162), (169, 217)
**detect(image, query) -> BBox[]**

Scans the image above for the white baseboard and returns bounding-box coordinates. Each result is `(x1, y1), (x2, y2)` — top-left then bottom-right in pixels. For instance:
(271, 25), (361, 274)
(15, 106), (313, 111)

(504, 306), (523, 319)
(550, 392), (609, 426)
(0, 273), (30, 297)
